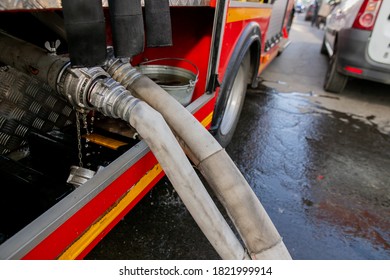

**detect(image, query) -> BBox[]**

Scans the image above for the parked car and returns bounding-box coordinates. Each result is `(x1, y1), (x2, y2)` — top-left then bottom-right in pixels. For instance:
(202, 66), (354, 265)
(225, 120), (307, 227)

(321, 0), (390, 93)
(305, 1), (326, 27)
(295, 2), (306, 13)
(316, 1), (336, 27)
(305, 3), (315, 21)
(305, 1), (329, 26)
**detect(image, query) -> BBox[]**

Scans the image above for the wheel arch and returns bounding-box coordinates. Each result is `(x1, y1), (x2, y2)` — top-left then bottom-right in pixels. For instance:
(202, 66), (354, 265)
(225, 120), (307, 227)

(229, 21), (261, 89)
(211, 21), (261, 133)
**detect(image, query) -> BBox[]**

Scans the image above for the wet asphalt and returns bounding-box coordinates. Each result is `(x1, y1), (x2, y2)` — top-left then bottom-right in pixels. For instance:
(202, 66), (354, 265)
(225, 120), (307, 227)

(86, 14), (390, 260)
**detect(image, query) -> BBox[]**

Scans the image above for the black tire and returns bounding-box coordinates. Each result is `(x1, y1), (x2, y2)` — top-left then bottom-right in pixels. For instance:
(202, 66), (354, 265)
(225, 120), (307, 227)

(214, 53), (250, 147)
(324, 51), (348, 93)
(320, 36), (327, 55)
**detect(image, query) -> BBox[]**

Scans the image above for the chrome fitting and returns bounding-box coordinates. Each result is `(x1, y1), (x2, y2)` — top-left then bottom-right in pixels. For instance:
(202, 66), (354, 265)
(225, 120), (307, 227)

(89, 77), (140, 122)
(105, 58), (142, 88)
(57, 65), (109, 111)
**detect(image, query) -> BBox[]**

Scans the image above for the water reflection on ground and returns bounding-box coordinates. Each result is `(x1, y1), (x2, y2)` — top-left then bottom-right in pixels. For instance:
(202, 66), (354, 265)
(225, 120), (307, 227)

(227, 87), (390, 259)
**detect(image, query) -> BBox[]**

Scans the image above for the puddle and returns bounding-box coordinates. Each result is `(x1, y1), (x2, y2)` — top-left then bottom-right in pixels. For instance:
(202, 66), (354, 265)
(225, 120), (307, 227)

(228, 84), (390, 259)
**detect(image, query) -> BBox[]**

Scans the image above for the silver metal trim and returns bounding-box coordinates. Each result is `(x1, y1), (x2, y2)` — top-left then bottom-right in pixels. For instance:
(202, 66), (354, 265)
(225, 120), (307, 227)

(0, 0), (211, 11)
(0, 92), (214, 260)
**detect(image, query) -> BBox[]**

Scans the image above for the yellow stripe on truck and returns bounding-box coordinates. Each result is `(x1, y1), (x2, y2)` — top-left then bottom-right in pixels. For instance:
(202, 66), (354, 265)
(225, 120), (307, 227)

(201, 112), (213, 128)
(227, 7), (272, 23)
(58, 164), (163, 260)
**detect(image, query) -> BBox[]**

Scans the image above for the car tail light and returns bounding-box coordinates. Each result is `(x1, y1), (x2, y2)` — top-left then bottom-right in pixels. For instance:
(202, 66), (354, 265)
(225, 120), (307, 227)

(352, 0), (382, 30)
(344, 66), (363, 75)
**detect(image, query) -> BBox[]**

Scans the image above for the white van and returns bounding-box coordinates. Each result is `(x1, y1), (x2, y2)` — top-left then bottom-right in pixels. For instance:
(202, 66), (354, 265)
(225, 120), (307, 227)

(321, 0), (390, 93)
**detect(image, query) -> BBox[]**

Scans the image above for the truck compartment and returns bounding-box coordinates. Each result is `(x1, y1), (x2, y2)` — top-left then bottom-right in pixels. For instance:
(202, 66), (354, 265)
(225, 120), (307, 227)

(0, 66), (138, 245)
(0, 6), (214, 247)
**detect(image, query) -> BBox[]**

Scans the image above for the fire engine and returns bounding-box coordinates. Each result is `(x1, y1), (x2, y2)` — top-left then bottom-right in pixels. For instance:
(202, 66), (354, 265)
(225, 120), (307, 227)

(0, 0), (294, 260)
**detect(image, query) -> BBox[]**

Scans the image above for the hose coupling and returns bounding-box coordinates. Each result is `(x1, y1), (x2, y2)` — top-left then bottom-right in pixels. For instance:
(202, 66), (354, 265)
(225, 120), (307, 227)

(105, 57), (142, 88)
(89, 77), (140, 122)
(56, 64), (109, 112)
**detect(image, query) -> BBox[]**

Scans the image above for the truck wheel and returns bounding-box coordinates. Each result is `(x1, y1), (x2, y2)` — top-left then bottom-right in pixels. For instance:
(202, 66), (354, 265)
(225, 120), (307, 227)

(324, 51), (348, 93)
(214, 53), (250, 147)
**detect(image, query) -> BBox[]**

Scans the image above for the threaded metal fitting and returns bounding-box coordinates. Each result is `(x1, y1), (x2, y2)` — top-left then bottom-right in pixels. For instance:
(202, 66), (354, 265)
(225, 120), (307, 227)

(106, 58), (142, 88)
(89, 77), (140, 122)
(57, 66), (109, 111)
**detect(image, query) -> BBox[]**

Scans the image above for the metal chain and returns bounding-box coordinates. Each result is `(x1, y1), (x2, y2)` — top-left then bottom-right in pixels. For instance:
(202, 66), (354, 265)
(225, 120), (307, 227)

(75, 110), (83, 167)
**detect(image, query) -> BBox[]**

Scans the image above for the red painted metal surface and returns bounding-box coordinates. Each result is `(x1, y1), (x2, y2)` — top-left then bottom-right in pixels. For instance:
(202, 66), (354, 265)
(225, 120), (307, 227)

(131, 7), (215, 102)
(218, 17), (270, 83)
(22, 152), (160, 259)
